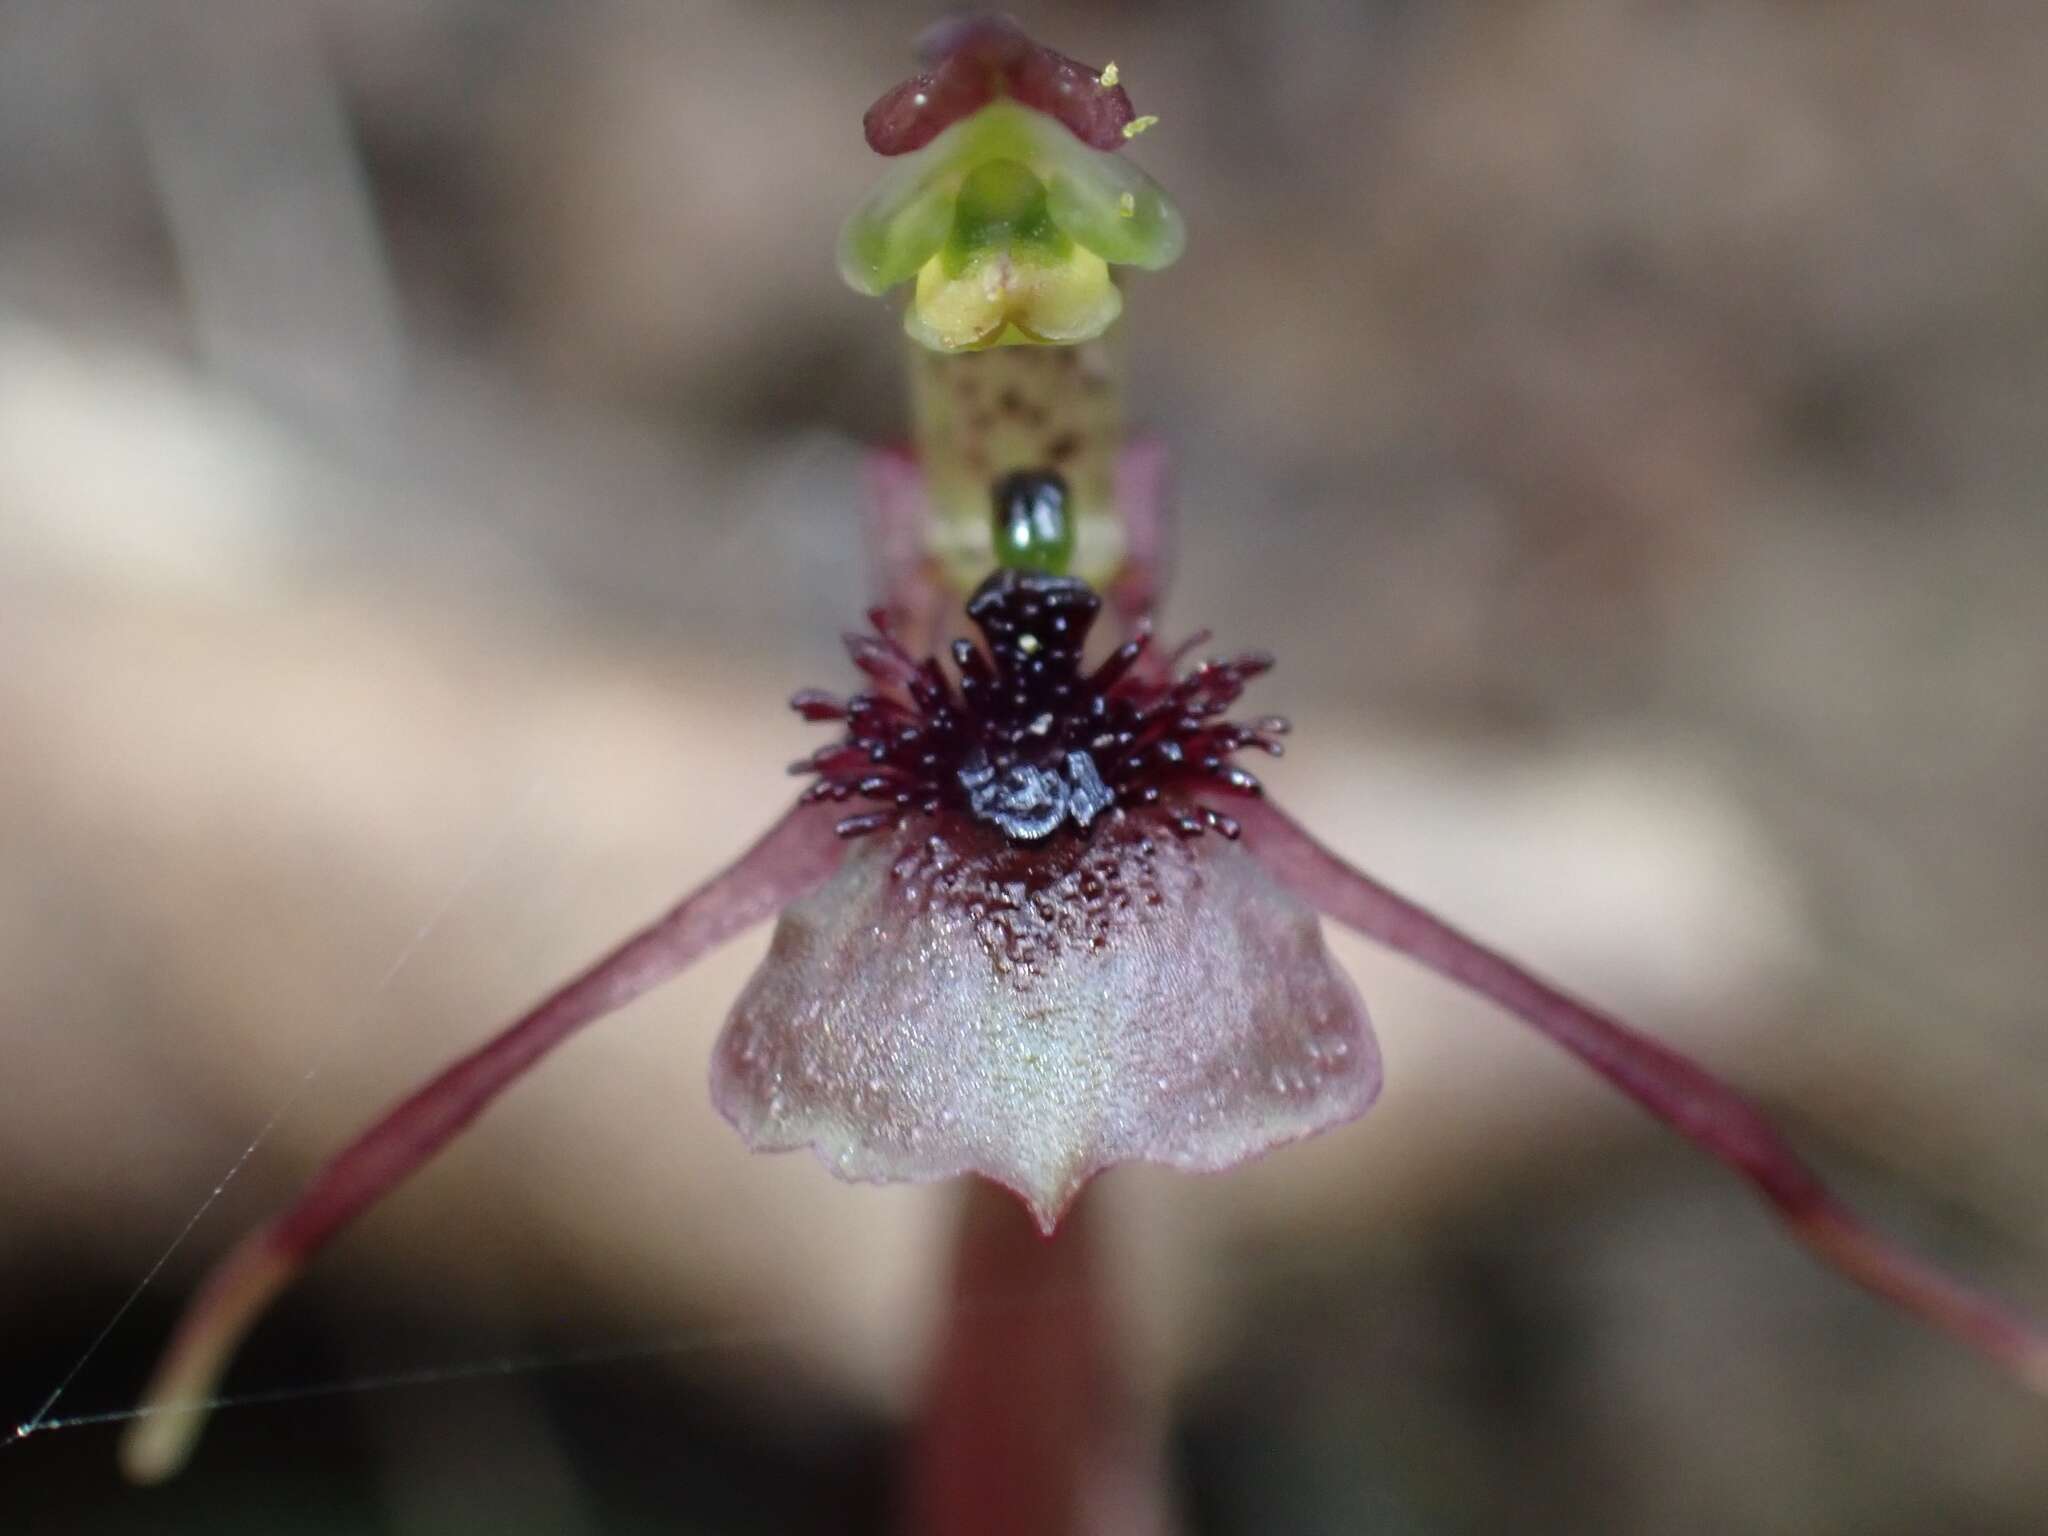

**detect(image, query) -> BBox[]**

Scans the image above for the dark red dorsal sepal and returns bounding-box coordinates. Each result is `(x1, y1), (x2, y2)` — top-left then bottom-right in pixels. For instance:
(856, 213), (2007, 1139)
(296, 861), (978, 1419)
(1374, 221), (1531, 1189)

(863, 15), (1138, 156)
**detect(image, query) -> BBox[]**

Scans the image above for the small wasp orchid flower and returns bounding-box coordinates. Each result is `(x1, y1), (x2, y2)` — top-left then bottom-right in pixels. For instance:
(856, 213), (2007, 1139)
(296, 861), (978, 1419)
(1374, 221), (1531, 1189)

(122, 13), (2046, 1495)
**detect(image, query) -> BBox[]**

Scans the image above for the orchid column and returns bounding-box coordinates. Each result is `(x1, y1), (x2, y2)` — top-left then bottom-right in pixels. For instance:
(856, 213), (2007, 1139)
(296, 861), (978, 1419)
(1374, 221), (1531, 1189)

(838, 16), (1184, 648)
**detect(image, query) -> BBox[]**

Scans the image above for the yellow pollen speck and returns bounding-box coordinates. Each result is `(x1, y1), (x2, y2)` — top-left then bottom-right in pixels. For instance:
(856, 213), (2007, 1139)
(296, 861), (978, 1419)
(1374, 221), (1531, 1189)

(1122, 115), (1159, 140)
(1117, 192), (1136, 218)
(1099, 62), (1119, 88)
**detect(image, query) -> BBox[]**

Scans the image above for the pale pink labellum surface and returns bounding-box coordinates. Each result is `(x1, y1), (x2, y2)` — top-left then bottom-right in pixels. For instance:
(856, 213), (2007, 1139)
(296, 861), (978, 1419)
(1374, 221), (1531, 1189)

(712, 808), (1381, 1232)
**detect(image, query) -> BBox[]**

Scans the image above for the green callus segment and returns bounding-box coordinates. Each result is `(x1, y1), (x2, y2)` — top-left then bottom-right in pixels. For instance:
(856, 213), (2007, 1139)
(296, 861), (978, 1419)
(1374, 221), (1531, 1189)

(992, 470), (1076, 575)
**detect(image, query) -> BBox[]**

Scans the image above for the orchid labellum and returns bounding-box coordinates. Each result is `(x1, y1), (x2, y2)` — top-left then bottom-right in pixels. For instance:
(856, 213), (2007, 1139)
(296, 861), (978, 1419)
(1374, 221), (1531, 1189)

(122, 12), (2045, 1494)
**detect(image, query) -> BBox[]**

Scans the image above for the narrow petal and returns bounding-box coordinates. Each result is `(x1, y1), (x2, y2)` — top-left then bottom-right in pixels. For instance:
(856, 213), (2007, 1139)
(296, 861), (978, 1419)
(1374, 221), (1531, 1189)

(712, 811), (1381, 1232)
(860, 445), (952, 655)
(1103, 435), (1174, 636)
(120, 801), (850, 1483)
(1233, 796), (2048, 1395)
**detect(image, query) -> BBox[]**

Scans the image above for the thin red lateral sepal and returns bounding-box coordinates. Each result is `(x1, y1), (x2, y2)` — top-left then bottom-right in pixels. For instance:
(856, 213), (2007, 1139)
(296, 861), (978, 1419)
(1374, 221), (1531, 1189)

(119, 800), (851, 1484)
(1232, 796), (2048, 1396)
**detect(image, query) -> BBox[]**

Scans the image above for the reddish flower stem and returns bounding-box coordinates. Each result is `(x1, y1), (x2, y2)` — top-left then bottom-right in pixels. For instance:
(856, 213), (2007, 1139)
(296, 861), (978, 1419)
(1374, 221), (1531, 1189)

(908, 1181), (1174, 1536)
(1235, 796), (2048, 1394)
(119, 801), (850, 1484)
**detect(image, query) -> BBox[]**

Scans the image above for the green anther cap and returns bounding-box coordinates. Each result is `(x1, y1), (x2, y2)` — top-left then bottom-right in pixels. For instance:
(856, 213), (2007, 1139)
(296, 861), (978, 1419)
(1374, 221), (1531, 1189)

(991, 468), (1075, 575)
(944, 159), (1069, 275)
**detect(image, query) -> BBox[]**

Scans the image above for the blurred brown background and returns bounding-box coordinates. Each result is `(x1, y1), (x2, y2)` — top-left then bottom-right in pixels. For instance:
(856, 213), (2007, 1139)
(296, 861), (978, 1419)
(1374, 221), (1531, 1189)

(3, 2), (2045, 1532)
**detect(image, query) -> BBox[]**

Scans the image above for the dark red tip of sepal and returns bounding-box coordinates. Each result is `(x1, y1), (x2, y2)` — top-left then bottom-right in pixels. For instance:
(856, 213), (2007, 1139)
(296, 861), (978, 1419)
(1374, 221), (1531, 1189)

(863, 14), (1137, 156)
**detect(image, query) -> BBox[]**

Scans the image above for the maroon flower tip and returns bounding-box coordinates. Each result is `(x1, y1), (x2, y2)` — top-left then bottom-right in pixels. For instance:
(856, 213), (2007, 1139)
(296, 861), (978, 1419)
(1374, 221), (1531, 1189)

(790, 570), (1287, 844)
(863, 14), (1138, 156)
